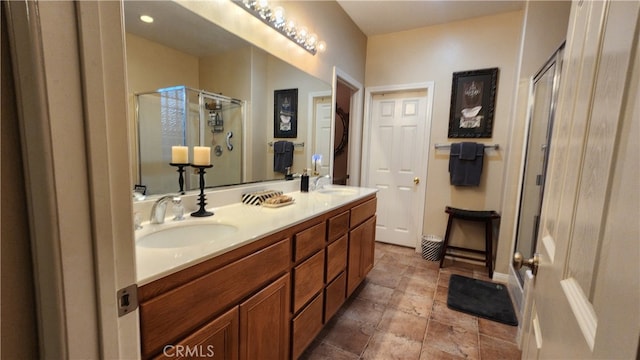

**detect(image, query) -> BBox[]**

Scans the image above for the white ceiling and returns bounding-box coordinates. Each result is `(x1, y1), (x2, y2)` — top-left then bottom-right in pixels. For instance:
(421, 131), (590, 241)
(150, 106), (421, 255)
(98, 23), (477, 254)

(336, 0), (525, 36)
(124, 1), (250, 57)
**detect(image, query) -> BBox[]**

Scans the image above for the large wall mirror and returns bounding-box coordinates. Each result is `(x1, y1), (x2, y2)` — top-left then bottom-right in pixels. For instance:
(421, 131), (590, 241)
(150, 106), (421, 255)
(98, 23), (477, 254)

(124, 1), (332, 196)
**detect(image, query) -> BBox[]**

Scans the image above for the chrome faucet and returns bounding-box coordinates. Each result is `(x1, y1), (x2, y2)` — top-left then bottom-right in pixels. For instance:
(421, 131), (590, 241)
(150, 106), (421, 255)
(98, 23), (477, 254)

(312, 174), (332, 190)
(150, 195), (184, 224)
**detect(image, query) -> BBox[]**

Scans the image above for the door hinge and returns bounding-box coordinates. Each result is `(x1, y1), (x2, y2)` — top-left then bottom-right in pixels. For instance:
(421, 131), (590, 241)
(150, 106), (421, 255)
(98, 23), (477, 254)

(117, 284), (138, 317)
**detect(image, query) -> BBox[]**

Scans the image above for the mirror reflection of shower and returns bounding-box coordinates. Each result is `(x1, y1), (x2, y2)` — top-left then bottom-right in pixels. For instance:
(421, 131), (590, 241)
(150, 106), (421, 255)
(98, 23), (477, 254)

(136, 86), (245, 195)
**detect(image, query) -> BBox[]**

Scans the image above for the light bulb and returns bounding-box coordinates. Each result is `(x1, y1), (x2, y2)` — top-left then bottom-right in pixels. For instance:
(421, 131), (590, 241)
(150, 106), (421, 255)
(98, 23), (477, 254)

(271, 6), (285, 27)
(317, 41), (327, 53)
(296, 26), (308, 43)
(306, 33), (318, 48)
(285, 19), (297, 36)
(140, 15), (154, 23)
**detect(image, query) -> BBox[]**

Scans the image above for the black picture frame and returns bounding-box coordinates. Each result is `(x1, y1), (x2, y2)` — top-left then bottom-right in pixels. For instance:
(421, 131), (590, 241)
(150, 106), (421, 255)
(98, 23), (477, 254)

(448, 68), (499, 138)
(274, 88), (298, 138)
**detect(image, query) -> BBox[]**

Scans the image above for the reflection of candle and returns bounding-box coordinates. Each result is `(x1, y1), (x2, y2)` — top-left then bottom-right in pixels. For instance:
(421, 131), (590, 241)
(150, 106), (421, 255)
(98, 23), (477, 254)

(171, 146), (188, 163)
(193, 146), (211, 166)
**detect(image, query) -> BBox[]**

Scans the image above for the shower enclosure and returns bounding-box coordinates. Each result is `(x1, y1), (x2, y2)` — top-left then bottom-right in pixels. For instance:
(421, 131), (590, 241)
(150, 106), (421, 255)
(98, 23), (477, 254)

(136, 86), (245, 195)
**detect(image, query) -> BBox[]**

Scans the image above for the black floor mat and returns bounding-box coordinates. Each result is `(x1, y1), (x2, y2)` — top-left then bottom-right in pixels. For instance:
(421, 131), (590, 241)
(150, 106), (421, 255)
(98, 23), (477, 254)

(447, 274), (518, 326)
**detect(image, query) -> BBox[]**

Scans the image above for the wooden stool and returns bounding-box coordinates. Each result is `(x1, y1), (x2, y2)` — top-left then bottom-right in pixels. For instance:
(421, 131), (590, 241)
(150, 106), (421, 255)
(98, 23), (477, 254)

(439, 206), (500, 278)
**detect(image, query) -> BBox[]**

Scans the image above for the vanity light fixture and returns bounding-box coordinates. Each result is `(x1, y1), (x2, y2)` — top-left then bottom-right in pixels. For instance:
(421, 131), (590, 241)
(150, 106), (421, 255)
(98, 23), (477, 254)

(139, 14), (154, 24)
(235, 0), (325, 55)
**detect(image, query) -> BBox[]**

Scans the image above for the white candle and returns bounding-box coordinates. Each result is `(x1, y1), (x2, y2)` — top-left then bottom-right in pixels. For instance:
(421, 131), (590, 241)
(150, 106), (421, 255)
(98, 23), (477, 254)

(193, 146), (211, 166)
(171, 146), (188, 164)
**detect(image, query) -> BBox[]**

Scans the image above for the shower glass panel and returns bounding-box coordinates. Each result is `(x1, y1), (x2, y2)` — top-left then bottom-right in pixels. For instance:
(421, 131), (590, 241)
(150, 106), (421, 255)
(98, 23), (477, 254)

(136, 86), (244, 196)
(514, 45), (563, 284)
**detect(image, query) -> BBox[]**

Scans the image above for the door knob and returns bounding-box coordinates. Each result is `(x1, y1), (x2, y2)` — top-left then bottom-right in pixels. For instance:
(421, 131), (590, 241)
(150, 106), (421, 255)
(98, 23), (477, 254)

(413, 177), (420, 185)
(513, 252), (540, 275)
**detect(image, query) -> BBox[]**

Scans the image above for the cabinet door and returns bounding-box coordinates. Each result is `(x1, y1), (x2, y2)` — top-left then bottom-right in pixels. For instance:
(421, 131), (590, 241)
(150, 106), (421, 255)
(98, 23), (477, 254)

(239, 274), (290, 360)
(347, 216), (376, 296)
(155, 306), (239, 360)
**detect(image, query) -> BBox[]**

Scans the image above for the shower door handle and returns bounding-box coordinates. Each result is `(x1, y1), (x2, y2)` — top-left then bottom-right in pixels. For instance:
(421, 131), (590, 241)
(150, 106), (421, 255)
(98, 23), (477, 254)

(226, 131), (233, 151)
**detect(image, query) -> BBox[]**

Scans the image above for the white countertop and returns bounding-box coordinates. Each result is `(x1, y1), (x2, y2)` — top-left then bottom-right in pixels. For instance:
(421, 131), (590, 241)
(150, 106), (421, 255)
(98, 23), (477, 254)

(135, 185), (377, 286)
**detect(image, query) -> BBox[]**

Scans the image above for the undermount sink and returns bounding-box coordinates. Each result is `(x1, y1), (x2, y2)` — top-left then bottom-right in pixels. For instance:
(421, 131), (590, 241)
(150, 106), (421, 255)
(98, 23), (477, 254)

(137, 223), (238, 249)
(316, 187), (357, 196)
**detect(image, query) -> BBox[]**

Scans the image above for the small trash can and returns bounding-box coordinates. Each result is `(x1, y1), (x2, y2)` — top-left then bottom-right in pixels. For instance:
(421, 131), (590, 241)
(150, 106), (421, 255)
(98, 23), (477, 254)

(421, 235), (443, 261)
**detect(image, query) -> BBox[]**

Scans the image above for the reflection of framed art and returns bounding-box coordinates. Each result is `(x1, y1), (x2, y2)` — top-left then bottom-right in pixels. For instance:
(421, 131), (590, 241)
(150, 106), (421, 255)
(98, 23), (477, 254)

(274, 88), (298, 138)
(448, 68), (499, 138)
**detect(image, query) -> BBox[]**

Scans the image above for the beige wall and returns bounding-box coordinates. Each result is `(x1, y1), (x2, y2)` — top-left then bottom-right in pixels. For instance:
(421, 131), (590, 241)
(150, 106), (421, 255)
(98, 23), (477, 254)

(365, 11), (524, 262)
(1, 8), (39, 356)
(496, 1), (570, 274)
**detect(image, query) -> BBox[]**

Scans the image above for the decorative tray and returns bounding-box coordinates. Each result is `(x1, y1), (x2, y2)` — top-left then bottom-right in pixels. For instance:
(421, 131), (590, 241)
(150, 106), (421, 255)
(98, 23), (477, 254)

(262, 200), (295, 208)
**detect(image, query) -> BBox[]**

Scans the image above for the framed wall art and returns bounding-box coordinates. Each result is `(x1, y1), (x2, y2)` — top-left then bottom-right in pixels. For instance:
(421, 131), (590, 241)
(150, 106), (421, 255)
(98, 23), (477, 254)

(448, 68), (499, 138)
(274, 88), (298, 138)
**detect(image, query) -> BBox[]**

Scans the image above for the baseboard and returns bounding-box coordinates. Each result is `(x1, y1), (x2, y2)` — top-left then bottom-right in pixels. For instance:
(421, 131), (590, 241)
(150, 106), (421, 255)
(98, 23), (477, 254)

(492, 271), (510, 283)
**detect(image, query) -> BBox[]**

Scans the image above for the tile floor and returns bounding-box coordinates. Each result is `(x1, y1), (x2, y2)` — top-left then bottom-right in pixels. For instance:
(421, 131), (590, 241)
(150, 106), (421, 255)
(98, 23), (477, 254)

(301, 242), (522, 360)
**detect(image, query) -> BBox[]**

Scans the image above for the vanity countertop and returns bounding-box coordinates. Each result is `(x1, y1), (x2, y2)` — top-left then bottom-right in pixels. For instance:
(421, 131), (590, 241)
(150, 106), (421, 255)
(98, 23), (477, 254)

(135, 186), (377, 285)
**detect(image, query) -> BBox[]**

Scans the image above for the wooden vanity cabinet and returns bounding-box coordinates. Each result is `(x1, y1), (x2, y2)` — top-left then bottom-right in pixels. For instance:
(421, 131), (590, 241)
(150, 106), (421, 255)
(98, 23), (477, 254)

(138, 194), (377, 360)
(138, 237), (290, 359)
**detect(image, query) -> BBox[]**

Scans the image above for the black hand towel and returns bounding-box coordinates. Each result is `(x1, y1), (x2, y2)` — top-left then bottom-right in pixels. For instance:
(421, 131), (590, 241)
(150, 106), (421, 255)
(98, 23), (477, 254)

(459, 142), (478, 160)
(273, 141), (294, 174)
(449, 142), (485, 186)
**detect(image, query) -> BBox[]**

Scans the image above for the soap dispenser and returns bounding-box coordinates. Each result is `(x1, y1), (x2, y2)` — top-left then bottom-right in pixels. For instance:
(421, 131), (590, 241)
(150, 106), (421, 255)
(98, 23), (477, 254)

(300, 168), (309, 192)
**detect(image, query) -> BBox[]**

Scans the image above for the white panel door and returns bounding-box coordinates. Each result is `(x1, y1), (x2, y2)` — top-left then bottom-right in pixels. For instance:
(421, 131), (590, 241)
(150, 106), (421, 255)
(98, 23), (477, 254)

(314, 99), (332, 175)
(367, 90), (428, 247)
(522, 1), (639, 358)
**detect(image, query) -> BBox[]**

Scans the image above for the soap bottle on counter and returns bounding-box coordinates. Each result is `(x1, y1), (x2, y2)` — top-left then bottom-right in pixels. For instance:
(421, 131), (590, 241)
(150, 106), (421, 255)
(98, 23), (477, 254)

(300, 168), (309, 192)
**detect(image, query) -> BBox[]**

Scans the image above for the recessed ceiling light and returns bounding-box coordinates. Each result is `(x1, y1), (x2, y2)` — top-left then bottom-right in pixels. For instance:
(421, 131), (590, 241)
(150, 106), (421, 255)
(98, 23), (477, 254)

(140, 15), (154, 24)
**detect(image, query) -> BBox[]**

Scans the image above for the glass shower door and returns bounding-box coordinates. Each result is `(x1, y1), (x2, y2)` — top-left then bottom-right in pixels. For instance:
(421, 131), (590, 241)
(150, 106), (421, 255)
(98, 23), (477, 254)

(514, 45), (563, 284)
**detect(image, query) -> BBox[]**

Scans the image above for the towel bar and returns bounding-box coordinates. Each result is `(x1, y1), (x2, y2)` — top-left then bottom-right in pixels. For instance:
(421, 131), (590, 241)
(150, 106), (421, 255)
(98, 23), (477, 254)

(268, 141), (305, 147)
(434, 143), (499, 150)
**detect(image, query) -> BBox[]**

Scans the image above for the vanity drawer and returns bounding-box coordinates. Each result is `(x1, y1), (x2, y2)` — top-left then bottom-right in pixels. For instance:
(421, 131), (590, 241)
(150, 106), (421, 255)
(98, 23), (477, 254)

(324, 272), (346, 323)
(291, 293), (323, 359)
(350, 197), (377, 228)
(293, 222), (326, 262)
(139, 238), (290, 358)
(327, 210), (350, 243)
(326, 234), (347, 283)
(292, 249), (325, 313)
